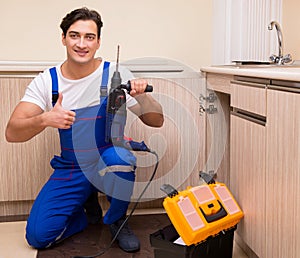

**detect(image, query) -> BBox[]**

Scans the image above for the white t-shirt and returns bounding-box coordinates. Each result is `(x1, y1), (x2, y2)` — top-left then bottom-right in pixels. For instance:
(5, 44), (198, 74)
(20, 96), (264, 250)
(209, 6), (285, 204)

(21, 59), (137, 111)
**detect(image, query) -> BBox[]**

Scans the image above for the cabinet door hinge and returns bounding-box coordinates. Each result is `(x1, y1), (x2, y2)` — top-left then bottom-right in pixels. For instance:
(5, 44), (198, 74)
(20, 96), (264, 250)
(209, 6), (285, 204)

(207, 93), (217, 103)
(207, 104), (217, 114)
(199, 93), (218, 115)
(199, 93), (217, 103)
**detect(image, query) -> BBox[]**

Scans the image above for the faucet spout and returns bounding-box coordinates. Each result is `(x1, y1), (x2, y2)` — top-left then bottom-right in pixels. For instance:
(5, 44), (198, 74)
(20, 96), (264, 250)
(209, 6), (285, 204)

(268, 21), (283, 59)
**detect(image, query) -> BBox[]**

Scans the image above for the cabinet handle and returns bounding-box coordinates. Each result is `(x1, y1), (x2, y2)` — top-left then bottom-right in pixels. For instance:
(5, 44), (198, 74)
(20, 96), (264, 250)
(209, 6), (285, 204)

(268, 85), (300, 93)
(231, 109), (266, 126)
(231, 80), (266, 89)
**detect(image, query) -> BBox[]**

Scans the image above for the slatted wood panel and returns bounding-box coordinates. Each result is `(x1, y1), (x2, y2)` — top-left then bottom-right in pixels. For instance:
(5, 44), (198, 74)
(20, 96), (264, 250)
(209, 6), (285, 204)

(0, 75), (206, 215)
(0, 77), (60, 202)
(126, 77), (206, 201)
(205, 74), (232, 186)
(231, 82), (267, 117)
(207, 73), (232, 94)
(230, 115), (266, 258)
(205, 91), (230, 187)
(266, 89), (300, 258)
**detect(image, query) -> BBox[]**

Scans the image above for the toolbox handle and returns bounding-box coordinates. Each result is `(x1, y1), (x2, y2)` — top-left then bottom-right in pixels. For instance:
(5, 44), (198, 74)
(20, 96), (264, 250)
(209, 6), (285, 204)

(200, 200), (227, 223)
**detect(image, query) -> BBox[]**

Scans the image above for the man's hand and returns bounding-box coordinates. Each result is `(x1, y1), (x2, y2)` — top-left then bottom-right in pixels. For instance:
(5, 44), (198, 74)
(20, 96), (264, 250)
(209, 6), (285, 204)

(45, 93), (76, 129)
(128, 79), (149, 97)
(5, 93), (76, 142)
(128, 79), (164, 128)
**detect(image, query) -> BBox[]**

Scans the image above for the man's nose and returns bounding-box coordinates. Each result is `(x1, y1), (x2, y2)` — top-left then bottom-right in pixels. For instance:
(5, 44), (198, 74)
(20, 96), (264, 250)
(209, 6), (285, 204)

(77, 36), (86, 48)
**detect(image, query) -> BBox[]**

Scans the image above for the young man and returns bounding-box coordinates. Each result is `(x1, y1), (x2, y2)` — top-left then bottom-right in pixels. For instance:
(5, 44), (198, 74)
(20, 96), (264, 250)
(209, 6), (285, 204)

(5, 7), (163, 253)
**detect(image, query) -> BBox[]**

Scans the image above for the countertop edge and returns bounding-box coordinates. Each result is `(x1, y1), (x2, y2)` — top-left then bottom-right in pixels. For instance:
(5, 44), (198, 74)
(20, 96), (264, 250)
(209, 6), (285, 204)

(1, 62), (300, 82)
(201, 66), (300, 82)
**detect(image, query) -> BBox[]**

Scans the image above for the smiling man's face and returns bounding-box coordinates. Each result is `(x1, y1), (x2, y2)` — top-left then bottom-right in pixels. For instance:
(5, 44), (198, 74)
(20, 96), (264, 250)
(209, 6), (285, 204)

(62, 19), (100, 65)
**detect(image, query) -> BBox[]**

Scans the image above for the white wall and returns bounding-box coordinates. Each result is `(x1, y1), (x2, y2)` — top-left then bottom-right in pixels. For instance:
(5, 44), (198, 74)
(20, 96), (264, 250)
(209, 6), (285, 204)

(283, 0), (300, 60)
(0, 0), (212, 70)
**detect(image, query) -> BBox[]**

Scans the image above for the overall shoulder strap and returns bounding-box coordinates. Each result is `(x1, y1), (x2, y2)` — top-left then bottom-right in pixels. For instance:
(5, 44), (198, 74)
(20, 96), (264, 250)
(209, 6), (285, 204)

(50, 62), (110, 106)
(49, 67), (59, 106)
(100, 61), (110, 99)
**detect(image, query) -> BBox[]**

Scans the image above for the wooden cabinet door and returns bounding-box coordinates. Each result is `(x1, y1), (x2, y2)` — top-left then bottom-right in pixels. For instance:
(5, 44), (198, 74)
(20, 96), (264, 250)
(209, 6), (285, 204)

(126, 77), (206, 201)
(205, 73), (233, 187)
(205, 90), (230, 186)
(0, 77), (60, 202)
(266, 88), (300, 258)
(230, 114), (266, 258)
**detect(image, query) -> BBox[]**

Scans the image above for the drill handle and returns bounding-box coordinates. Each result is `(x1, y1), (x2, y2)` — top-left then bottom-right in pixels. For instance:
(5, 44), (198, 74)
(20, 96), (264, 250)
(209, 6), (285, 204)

(121, 80), (153, 93)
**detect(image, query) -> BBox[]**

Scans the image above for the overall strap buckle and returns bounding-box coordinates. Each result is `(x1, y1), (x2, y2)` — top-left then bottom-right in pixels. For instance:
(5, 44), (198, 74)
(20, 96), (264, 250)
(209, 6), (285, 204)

(100, 61), (110, 99)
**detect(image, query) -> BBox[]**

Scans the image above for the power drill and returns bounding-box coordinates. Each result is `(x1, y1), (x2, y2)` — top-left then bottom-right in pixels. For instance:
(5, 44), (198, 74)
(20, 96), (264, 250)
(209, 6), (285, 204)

(105, 46), (153, 151)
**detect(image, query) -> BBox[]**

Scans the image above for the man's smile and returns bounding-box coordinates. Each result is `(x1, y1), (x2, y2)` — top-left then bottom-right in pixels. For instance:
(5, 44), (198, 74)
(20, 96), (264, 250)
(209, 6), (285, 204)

(75, 49), (89, 56)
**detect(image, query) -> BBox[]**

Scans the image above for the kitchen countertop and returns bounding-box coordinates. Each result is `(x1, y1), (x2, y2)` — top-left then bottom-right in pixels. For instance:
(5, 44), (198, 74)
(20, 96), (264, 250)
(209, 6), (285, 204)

(201, 65), (300, 82)
(1, 61), (300, 82)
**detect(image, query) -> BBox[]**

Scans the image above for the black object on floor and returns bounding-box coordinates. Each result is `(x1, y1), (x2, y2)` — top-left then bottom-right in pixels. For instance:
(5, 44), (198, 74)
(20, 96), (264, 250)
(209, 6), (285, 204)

(37, 214), (171, 258)
(150, 223), (236, 258)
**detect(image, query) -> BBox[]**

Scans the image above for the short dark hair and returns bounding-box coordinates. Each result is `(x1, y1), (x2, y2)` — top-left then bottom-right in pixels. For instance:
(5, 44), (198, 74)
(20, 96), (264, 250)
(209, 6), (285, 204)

(60, 7), (103, 38)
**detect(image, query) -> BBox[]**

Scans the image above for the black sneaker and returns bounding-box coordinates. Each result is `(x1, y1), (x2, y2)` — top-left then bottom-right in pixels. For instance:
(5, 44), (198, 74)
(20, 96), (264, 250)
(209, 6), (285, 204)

(83, 192), (102, 224)
(109, 217), (140, 252)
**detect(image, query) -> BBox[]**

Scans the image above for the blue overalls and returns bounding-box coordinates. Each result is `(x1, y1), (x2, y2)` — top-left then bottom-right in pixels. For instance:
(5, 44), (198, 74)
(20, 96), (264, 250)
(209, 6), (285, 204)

(26, 62), (137, 249)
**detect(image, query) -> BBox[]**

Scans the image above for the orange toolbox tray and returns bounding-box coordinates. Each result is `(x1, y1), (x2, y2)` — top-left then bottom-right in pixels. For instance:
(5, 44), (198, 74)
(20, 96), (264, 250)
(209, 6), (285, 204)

(162, 182), (244, 246)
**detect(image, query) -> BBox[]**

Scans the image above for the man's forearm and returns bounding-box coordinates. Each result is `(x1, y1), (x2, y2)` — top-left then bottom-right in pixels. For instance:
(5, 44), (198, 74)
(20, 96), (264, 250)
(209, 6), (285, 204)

(6, 95), (76, 143)
(134, 94), (164, 127)
(5, 114), (46, 142)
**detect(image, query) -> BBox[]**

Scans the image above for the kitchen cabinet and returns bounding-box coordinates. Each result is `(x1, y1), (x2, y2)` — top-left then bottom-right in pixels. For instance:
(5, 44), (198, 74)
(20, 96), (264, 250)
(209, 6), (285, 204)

(201, 67), (300, 258)
(0, 67), (207, 217)
(265, 84), (300, 258)
(0, 76), (60, 216)
(230, 79), (300, 258)
(230, 79), (267, 258)
(205, 73), (232, 186)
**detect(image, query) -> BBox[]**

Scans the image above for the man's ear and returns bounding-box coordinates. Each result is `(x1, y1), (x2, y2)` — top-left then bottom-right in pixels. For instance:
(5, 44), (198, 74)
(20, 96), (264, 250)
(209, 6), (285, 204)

(62, 33), (66, 46)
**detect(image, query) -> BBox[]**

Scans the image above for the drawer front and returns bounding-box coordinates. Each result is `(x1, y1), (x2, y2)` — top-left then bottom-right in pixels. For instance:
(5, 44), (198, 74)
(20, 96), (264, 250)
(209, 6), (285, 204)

(231, 82), (266, 116)
(207, 73), (232, 94)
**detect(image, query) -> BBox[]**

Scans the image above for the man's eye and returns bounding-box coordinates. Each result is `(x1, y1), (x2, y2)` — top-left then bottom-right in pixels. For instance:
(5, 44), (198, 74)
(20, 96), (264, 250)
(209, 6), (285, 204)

(70, 34), (79, 38)
(86, 35), (95, 40)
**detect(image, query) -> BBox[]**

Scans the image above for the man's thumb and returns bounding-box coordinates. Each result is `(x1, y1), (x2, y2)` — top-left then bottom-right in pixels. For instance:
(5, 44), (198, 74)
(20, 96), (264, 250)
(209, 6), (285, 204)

(56, 92), (63, 106)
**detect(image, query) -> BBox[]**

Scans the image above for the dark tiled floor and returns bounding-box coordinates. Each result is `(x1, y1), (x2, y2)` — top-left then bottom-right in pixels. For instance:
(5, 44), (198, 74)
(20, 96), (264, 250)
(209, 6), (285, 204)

(37, 214), (171, 258)
(36, 214), (247, 258)
(0, 215), (247, 258)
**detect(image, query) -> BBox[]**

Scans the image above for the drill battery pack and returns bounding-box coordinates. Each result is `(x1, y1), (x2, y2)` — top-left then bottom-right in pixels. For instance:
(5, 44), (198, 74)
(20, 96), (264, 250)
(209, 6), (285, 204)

(162, 183), (243, 246)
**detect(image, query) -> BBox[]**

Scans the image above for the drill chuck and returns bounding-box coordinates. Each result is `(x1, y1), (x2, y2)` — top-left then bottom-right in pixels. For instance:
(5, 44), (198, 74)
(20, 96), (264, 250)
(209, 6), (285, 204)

(111, 71), (122, 89)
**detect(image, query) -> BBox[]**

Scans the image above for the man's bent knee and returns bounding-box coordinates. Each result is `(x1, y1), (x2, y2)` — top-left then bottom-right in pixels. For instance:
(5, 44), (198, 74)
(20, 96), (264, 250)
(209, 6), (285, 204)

(25, 221), (64, 249)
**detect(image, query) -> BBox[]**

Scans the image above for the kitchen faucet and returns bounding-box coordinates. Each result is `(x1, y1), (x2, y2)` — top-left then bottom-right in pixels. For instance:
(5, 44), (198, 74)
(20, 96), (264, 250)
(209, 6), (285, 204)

(268, 21), (292, 65)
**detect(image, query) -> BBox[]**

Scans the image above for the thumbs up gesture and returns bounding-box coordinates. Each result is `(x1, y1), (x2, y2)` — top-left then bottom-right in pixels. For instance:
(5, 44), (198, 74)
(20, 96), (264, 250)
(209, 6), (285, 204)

(46, 93), (76, 129)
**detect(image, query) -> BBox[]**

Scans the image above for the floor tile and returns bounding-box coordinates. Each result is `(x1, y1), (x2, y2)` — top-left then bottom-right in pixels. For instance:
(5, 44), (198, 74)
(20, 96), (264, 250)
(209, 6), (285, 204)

(0, 221), (36, 258)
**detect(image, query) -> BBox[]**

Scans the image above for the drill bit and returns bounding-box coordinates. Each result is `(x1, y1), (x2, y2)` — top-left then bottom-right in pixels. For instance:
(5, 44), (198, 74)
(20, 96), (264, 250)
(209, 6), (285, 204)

(110, 45), (122, 89)
(116, 45), (120, 72)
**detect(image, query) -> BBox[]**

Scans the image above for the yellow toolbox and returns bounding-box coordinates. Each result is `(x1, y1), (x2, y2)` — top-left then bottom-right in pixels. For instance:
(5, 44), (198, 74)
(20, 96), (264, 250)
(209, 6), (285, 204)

(161, 182), (244, 246)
